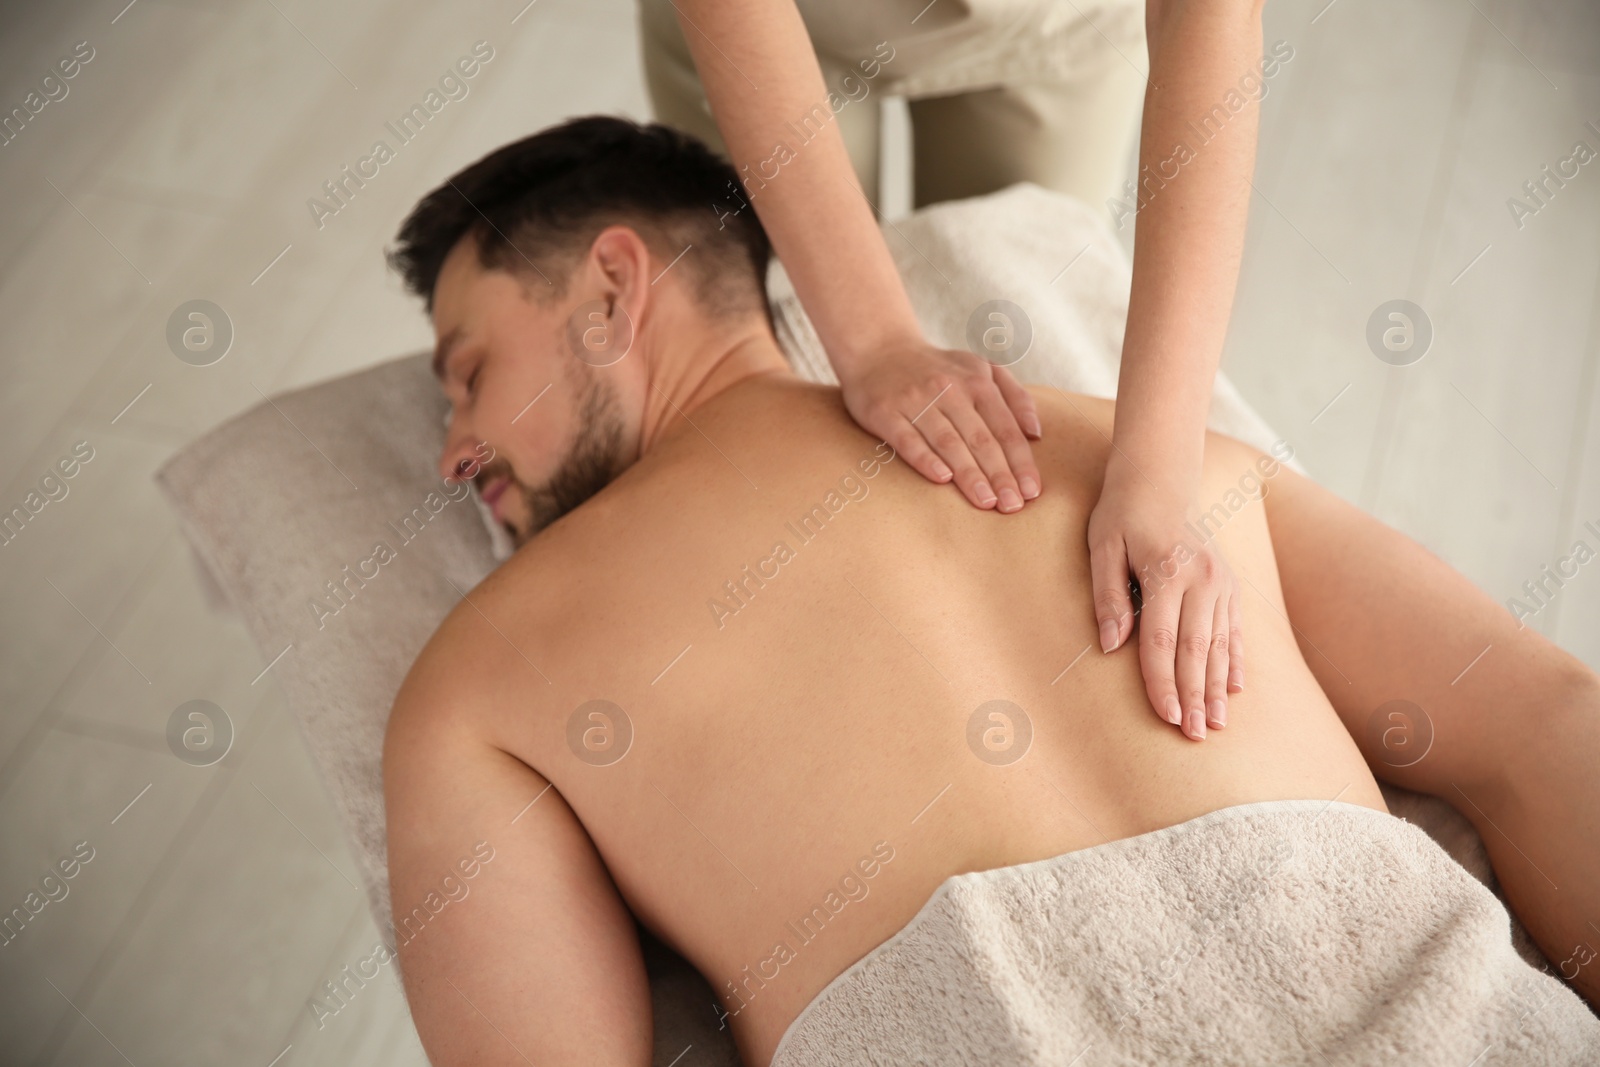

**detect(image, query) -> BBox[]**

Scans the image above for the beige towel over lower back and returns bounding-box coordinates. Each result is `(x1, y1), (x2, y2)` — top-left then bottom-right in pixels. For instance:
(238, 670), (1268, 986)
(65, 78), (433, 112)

(771, 800), (1600, 1066)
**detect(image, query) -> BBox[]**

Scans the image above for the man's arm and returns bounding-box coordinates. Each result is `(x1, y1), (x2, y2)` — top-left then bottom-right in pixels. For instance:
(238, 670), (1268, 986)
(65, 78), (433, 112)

(383, 662), (652, 1065)
(1260, 458), (1600, 1008)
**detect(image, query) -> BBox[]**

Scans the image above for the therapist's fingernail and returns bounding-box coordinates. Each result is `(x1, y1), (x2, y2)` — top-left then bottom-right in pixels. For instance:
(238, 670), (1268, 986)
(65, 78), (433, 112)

(1019, 475), (1039, 499)
(932, 460), (953, 481)
(1099, 620), (1118, 652)
(1228, 669), (1243, 692)
(1163, 696), (1182, 725)
(1208, 699), (1226, 728)
(975, 481), (997, 506)
(1190, 710), (1207, 740)
(1023, 414), (1042, 437)
(998, 487), (1023, 512)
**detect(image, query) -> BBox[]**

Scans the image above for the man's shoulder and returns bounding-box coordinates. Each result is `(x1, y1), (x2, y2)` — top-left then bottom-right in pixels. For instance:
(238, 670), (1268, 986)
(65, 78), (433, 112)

(386, 377), (893, 744)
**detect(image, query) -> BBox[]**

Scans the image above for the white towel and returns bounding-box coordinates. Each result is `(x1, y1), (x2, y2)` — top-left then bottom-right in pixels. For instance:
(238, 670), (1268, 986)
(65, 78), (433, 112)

(772, 800), (1600, 1066)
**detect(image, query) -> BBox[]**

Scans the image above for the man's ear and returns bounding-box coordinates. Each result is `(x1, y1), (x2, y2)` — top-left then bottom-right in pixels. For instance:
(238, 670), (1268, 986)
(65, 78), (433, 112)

(587, 225), (657, 327)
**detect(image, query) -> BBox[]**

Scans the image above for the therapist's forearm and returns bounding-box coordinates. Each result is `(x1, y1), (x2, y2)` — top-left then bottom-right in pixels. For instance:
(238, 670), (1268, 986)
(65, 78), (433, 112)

(1113, 0), (1265, 495)
(669, 0), (922, 369)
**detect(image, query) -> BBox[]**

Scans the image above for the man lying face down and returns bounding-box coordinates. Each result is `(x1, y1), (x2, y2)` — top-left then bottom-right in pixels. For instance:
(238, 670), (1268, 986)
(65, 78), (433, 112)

(382, 117), (1600, 1066)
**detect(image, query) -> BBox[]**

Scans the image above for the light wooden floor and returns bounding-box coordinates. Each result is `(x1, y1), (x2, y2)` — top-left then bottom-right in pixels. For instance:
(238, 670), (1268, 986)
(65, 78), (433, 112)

(0, 0), (1595, 1063)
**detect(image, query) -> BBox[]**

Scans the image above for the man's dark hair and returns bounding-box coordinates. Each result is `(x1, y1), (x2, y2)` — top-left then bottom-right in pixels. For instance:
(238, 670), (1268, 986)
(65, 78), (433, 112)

(387, 115), (770, 317)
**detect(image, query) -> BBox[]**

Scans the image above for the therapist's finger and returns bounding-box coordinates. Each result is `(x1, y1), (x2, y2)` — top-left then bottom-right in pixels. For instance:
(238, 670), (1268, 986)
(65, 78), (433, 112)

(1174, 587), (1214, 741)
(991, 364), (1043, 441)
(1138, 582), (1184, 729)
(937, 386), (1027, 513)
(1205, 596), (1230, 730)
(1227, 585), (1244, 694)
(911, 405), (993, 508)
(875, 411), (954, 488)
(972, 371), (1042, 501)
(1089, 536), (1134, 654)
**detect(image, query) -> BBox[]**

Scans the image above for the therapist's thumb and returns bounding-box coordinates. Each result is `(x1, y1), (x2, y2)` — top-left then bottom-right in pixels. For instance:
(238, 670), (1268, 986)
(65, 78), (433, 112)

(1089, 536), (1134, 653)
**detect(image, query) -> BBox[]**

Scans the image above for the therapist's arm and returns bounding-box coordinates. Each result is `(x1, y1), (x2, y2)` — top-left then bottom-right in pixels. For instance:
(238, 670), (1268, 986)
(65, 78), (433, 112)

(1086, 0), (1267, 740)
(668, 0), (1044, 514)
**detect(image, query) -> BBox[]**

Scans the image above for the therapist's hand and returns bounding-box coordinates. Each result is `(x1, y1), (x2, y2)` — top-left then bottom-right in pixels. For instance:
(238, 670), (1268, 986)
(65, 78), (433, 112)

(835, 340), (1044, 512)
(1087, 456), (1243, 741)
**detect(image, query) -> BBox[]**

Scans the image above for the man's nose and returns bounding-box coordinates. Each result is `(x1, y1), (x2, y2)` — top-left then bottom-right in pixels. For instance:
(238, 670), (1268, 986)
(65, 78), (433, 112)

(438, 428), (486, 483)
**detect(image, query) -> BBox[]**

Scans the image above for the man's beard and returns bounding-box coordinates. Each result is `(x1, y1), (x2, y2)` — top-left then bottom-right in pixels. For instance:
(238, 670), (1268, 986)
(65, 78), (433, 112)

(513, 369), (626, 545)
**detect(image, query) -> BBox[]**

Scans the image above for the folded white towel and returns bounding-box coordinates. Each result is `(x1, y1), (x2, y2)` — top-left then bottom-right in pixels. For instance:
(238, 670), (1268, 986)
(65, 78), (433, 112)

(772, 800), (1600, 1066)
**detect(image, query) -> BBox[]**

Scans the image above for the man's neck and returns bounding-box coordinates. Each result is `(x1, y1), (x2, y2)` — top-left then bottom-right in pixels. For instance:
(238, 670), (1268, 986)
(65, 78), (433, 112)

(634, 309), (794, 457)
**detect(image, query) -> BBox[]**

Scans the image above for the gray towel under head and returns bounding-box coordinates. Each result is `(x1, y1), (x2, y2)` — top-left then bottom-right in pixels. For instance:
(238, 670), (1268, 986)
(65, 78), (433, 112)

(772, 800), (1600, 1066)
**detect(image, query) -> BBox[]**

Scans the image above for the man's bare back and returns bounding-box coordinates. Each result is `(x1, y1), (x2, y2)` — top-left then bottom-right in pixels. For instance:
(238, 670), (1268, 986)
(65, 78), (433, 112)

(385, 373), (1385, 1066)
